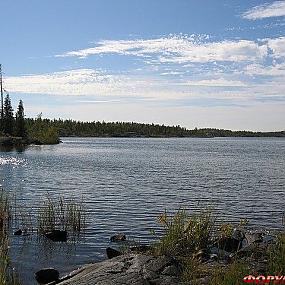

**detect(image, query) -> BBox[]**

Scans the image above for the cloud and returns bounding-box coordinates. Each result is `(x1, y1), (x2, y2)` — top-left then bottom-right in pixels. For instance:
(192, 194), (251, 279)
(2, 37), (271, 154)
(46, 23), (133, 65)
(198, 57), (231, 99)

(267, 37), (285, 58)
(5, 69), (126, 96)
(4, 68), (194, 100)
(183, 78), (248, 87)
(56, 35), (268, 64)
(242, 1), (285, 20)
(244, 62), (285, 77)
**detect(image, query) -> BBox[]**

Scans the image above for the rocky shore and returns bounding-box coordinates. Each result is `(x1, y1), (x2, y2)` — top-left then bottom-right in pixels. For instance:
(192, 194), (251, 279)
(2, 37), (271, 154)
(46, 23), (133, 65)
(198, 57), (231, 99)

(34, 228), (280, 285)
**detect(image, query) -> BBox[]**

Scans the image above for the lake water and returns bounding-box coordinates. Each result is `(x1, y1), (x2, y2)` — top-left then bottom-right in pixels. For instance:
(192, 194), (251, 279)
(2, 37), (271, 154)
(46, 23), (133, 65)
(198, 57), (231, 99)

(0, 137), (285, 284)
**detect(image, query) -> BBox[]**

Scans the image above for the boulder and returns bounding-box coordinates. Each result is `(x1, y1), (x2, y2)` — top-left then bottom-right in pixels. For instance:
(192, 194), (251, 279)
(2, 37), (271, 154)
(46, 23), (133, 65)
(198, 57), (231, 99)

(35, 268), (59, 284)
(45, 230), (67, 242)
(245, 232), (263, 245)
(214, 236), (243, 252)
(57, 254), (181, 285)
(110, 233), (126, 242)
(14, 229), (22, 236)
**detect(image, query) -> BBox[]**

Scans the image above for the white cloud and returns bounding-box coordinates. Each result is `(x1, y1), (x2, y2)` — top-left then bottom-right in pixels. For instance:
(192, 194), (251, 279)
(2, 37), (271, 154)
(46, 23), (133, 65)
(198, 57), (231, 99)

(184, 78), (248, 87)
(5, 69), (130, 97)
(242, 1), (285, 20)
(244, 62), (285, 77)
(57, 35), (268, 64)
(4, 69), (194, 99)
(267, 37), (285, 58)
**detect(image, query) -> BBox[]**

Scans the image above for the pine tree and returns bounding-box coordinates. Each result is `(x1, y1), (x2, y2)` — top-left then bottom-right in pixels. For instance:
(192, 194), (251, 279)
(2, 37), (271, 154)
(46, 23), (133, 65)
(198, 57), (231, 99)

(15, 100), (27, 138)
(3, 94), (14, 135)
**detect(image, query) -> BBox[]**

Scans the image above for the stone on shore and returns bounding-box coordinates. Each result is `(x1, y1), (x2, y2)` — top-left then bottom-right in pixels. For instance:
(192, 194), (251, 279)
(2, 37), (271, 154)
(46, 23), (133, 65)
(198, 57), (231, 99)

(110, 233), (126, 242)
(35, 268), (59, 284)
(57, 253), (181, 285)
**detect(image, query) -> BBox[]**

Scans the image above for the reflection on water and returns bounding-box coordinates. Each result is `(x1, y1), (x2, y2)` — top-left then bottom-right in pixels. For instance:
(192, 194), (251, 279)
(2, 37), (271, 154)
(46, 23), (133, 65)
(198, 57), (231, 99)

(1, 137), (285, 284)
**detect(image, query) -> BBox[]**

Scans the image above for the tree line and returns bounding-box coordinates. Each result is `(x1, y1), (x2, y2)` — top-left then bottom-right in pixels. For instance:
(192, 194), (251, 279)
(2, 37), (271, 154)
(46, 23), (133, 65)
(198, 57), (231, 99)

(25, 118), (285, 138)
(0, 94), (27, 138)
(1, 94), (284, 140)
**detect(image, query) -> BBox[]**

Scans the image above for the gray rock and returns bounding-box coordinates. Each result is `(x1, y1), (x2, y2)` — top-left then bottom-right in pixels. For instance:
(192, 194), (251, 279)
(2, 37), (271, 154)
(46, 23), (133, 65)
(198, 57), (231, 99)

(162, 265), (179, 276)
(245, 233), (263, 245)
(58, 254), (181, 285)
(232, 228), (245, 240)
(14, 229), (22, 236)
(110, 233), (126, 242)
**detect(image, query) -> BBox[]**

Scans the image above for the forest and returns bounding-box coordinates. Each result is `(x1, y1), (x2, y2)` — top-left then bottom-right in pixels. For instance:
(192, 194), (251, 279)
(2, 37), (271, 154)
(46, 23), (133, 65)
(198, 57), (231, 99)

(26, 117), (285, 138)
(1, 94), (284, 142)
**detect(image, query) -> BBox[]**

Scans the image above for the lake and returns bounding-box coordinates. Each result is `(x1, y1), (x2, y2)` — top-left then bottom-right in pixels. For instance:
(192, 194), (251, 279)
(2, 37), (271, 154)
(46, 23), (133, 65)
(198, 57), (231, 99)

(0, 137), (285, 284)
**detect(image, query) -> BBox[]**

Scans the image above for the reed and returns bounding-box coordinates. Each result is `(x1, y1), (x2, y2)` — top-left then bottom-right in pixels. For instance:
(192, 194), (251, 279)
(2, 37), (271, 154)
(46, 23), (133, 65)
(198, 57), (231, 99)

(0, 189), (20, 285)
(154, 209), (214, 257)
(37, 195), (86, 233)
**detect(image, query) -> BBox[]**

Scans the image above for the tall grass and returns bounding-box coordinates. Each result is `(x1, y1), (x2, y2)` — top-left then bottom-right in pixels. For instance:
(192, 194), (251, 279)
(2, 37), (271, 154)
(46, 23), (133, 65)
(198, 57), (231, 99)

(37, 195), (86, 233)
(154, 209), (214, 257)
(266, 233), (285, 275)
(0, 189), (20, 285)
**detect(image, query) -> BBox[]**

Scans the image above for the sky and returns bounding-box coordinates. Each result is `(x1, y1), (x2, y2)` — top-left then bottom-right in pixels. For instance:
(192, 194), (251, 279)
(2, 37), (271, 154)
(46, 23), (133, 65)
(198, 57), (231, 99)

(1, 0), (285, 131)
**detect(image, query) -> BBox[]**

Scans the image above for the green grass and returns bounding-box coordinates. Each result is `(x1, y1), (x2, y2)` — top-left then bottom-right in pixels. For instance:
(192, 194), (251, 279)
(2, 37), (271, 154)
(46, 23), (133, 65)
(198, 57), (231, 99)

(154, 209), (214, 257)
(209, 260), (249, 285)
(266, 233), (285, 275)
(0, 189), (20, 285)
(154, 209), (285, 285)
(37, 195), (86, 233)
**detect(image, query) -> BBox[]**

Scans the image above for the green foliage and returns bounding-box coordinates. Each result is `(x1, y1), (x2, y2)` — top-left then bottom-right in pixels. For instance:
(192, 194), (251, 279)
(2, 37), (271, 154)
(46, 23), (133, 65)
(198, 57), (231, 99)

(24, 118), (285, 138)
(2, 95), (14, 136)
(27, 114), (59, 144)
(154, 209), (214, 257)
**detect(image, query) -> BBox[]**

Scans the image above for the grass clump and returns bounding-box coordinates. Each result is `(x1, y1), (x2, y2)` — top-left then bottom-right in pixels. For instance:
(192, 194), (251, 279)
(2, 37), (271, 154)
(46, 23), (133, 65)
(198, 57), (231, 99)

(209, 260), (249, 285)
(0, 190), (11, 230)
(266, 233), (285, 275)
(154, 209), (214, 257)
(0, 189), (20, 285)
(37, 195), (86, 233)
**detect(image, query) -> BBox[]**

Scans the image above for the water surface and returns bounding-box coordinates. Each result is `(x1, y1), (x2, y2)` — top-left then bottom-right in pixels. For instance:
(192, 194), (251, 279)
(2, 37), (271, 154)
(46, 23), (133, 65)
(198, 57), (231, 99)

(0, 137), (284, 284)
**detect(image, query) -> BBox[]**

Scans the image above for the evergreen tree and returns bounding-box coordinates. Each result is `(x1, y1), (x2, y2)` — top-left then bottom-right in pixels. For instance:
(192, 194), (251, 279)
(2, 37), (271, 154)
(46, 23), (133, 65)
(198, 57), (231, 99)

(15, 100), (27, 138)
(3, 94), (14, 135)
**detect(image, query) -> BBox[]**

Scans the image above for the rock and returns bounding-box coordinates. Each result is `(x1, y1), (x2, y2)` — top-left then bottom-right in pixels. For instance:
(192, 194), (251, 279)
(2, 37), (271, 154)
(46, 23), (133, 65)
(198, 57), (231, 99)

(110, 233), (126, 242)
(57, 254), (181, 285)
(232, 228), (245, 240)
(162, 265), (179, 276)
(106, 247), (122, 259)
(35, 268), (59, 284)
(245, 233), (263, 245)
(214, 237), (243, 252)
(195, 276), (210, 285)
(44, 230), (67, 242)
(210, 253), (218, 261)
(14, 229), (22, 236)
(193, 249), (208, 261)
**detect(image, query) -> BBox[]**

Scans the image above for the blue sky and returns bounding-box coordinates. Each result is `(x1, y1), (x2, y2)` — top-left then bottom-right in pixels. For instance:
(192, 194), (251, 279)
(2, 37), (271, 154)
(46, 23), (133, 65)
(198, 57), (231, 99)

(1, 0), (285, 131)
